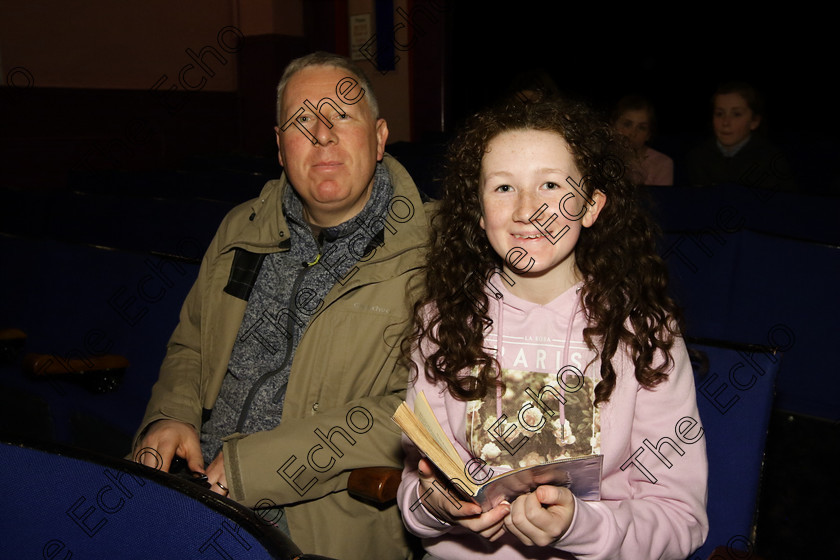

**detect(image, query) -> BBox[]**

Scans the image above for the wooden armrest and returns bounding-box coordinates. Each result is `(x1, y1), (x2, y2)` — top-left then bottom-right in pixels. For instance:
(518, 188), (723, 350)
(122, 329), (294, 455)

(21, 353), (130, 393)
(347, 467), (402, 504)
(23, 353), (129, 375)
(707, 546), (767, 560)
(0, 328), (27, 341)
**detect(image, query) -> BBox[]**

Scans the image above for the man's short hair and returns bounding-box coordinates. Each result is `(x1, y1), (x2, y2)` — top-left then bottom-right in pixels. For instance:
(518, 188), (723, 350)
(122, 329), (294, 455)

(276, 51), (380, 126)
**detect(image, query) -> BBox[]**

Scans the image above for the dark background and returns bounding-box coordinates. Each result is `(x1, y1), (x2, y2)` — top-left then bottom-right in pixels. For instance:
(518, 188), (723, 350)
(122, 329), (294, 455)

(2, 4), (835, 194)
(447, 7), (833, 142)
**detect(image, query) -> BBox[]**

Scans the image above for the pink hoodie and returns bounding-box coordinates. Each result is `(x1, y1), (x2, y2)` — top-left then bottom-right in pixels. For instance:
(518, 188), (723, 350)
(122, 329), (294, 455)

(397, 282), (708, 559)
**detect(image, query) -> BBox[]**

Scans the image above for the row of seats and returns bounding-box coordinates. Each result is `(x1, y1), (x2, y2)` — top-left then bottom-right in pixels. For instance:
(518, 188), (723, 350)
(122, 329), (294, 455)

(646, 183), (839, 245)
(0, 437), (330, 559)
(0, 235), (199, 454)
(661, 227), (839, 419)
(0, 186), (232, 258)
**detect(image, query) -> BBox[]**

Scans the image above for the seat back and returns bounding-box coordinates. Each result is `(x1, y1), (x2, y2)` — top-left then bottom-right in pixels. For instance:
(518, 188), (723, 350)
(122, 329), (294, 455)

(0, 437), (307, 559)
(661, 226), (839, 420)
(0, 234), (200, 453)
(687, 338), (781, 559)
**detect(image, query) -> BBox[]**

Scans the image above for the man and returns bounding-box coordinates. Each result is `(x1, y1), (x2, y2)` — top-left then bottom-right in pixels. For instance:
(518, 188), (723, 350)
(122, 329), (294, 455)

(132, 52), (429, 559)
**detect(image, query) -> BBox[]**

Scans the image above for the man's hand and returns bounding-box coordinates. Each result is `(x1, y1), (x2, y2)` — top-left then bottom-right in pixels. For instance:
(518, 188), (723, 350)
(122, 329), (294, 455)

(503, 485), (576, 547)
(206, 451), (229, 496)
(134, 419), (203, 474)
(417, 458), (510, 541)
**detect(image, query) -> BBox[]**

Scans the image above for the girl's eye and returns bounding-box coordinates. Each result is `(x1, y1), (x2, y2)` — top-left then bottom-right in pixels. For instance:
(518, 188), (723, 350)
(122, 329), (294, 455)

(496, 184), (513, 192)
(542, 182), (560, 190)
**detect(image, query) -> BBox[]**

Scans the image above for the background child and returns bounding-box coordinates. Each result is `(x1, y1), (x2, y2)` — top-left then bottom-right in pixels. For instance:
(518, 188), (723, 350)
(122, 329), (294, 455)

(612, 94), (674, 186)
(397, 98), (708, 559)
(686, 81), (796, 191)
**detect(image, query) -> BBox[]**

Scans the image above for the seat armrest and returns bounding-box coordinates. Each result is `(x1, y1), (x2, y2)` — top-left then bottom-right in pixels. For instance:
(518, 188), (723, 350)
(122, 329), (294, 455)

(21, 353), (129, 393)
(707, 546), (767, 560)
(347, 467), (402, 504)
(22, 353), (130, 375)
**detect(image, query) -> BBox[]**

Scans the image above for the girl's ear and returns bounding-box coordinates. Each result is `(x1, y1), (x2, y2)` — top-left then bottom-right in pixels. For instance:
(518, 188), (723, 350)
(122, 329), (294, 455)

(750, 114), (762, 131)
(582, 190), (607, 228)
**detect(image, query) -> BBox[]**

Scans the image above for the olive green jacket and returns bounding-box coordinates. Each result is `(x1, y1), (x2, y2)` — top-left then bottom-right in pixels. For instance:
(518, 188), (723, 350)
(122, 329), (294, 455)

(134, 155), (430, 559)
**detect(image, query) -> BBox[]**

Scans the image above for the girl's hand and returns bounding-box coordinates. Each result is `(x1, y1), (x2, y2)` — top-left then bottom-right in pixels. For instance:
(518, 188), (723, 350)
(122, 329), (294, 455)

(504, 485), (576, 547)
(417, 458), (510, 541)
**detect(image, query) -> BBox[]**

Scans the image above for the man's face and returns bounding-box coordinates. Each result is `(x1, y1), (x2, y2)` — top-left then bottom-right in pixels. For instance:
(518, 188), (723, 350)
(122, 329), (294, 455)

(275, 65), (388, 227)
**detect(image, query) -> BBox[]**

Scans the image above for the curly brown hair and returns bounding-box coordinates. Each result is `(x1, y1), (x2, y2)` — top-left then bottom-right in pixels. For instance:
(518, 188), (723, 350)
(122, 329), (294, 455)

(401, 97), (684, 406)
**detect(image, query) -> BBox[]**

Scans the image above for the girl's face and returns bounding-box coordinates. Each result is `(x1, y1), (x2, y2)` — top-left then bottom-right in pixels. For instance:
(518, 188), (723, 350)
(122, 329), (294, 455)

(713, 92), (760, 148)
(614, 109), (651, 149)
(479, 129), (605, 297)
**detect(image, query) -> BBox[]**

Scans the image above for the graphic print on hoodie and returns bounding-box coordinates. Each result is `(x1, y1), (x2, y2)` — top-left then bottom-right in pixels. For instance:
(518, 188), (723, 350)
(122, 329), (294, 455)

(466, 281), (602, 471)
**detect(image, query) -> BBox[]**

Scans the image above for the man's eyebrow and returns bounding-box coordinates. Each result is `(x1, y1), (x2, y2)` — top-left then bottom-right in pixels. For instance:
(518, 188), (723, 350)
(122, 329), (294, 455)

(282, 106), (308, 117)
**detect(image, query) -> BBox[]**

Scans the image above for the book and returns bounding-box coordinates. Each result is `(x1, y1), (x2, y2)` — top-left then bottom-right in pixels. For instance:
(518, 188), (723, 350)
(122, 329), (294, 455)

(393, 391), (603, 511)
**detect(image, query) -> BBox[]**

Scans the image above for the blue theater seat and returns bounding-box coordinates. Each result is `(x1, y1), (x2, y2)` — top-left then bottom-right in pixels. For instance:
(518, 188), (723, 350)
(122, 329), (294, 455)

(647, 183), (840, 245)
(686, 338), (780, 560)
(0, 436), (334, 559)
(0, 234), (199, 453)
(660, 227), (839, 420)
(0, 186), (234, 256)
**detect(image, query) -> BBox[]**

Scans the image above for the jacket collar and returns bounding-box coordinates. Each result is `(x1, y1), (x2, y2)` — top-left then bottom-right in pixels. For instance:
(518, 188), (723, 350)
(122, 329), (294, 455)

(217, 153), (430, 281)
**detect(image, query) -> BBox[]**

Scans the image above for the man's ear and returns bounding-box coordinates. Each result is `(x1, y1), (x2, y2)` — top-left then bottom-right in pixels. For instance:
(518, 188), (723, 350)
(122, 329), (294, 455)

(375, 119), (389, 161)
(274, 126), (284, 167)
(582, 190), (607, 228)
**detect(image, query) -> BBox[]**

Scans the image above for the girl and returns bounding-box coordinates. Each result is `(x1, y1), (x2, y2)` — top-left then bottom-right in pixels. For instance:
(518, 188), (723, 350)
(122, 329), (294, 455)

(397, 98), (708, 559)
(611, 95), (674, 186)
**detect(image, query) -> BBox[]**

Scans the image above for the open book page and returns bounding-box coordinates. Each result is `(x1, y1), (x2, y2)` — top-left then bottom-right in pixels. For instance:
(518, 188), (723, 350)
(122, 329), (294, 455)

(413, 391), (464, 466)
(392, 398), (478, 495)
